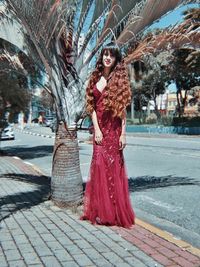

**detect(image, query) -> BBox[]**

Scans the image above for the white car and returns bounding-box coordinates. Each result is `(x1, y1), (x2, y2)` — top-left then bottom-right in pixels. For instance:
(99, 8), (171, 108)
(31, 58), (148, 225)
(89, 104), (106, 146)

(0, 125), (15, 140)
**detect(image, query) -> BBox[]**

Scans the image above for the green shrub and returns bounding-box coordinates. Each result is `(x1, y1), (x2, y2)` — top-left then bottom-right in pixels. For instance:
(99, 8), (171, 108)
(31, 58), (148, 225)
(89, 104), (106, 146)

(172, 117), (200, 127)
(126, 118), (135, 125)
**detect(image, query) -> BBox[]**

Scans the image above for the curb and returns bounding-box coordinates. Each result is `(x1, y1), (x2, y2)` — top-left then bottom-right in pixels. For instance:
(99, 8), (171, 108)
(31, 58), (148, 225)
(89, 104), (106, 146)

(12, 155), (50, 178)
(136, 218), (200, 257)
(24, 159), (49, 177)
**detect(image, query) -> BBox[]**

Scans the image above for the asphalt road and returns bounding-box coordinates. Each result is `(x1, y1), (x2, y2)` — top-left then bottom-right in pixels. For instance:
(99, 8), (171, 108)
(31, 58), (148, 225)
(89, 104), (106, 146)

(1, 125), (200, 248)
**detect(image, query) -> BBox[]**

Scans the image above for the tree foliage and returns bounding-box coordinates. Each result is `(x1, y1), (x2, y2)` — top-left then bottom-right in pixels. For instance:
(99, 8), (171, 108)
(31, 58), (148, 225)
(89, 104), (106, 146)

(127, 7), (200, 118)
(39, 89), (54, 112)
(0, 38), (44, 122)
(0, 72), (31, 121)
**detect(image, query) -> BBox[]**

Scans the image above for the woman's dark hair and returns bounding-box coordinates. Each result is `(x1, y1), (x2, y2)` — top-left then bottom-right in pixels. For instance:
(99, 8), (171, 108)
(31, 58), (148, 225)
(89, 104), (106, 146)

(96, 42), (122, 71)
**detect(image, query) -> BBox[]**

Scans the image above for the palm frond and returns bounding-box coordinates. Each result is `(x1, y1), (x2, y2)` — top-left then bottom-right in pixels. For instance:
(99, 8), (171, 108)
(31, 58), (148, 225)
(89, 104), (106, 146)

(79, 1), (146, 72)
(125, 9), (200, 64)
(77, 5), (110, 61)
(98, 0), (145, 44)
(116, 0), (183, 45)
(73, 0), (94, 50)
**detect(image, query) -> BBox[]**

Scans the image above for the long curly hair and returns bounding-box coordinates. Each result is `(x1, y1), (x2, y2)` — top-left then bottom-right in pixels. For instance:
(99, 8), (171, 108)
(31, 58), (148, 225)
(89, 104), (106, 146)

(86, 43), (132, 119)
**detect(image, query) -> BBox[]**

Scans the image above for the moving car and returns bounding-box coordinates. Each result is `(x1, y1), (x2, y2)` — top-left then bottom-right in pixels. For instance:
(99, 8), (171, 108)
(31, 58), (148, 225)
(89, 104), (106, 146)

(0, 125), (15, 140)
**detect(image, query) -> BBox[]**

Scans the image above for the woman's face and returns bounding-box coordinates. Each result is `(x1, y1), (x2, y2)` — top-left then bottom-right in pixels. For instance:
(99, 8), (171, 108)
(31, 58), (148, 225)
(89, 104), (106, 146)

(102, 50), (116, 69)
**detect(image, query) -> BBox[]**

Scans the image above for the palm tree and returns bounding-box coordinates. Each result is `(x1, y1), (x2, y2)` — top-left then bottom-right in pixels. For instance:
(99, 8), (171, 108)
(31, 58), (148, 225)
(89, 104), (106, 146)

(0, 0), (197, 207)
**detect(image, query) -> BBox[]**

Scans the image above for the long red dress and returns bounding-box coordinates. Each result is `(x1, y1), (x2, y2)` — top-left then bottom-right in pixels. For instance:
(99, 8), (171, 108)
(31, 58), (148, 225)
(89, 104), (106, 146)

(81, 85), (135, 228)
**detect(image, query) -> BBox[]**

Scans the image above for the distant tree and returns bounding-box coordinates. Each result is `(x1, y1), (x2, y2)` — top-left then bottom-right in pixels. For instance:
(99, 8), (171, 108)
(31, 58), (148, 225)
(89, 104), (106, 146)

(0, 38), (44, 123)
(188, 86), (200, 115)
(0, 38), (43, 86)
(182, 7), (200, 20)
(0, 72), (31, 122)
(130, 51), (171, 121)
(170, 48), (200, 117)
(39, 89), (54, 113)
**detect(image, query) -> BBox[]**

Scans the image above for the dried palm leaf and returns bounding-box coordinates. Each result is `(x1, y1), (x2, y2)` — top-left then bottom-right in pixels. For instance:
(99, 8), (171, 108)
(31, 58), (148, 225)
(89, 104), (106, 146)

(117, 0), (184, 45)
(126, 9), (200, 64)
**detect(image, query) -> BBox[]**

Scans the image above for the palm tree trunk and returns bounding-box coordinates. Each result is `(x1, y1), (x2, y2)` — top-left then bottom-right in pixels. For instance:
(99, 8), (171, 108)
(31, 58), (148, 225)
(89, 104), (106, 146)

(51, 123), (83, 207)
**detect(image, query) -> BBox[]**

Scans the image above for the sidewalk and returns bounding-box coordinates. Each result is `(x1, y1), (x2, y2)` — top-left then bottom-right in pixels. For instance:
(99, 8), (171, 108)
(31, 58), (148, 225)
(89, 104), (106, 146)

(0, 155), (200, 267)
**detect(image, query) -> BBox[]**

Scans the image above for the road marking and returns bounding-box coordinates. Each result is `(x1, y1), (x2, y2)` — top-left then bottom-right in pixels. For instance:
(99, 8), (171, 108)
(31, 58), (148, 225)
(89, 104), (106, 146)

(136, 218), (200, 257)
(24, 161), (34, 166)
(80, 162), (90, 166)
(137, 195), (182, 212)
(24, 160), (48, 176)
(31, 164), (48, 176)
(12, 156), (21, 160)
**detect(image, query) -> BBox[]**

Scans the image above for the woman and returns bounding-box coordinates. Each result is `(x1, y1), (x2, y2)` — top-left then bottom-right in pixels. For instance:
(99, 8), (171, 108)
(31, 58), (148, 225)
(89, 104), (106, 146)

(81, 43), (135, 228)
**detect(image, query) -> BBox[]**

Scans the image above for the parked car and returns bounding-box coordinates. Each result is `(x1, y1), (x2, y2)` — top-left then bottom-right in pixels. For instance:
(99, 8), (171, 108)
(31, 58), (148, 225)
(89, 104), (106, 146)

(77, 116), (93, 134)
(0, 125), (15, 140)
(44, 116), (54, 127)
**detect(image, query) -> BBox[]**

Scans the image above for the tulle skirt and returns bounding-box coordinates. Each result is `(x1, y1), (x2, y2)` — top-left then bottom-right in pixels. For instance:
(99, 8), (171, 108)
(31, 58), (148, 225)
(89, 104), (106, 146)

(81, 143), (135, 228)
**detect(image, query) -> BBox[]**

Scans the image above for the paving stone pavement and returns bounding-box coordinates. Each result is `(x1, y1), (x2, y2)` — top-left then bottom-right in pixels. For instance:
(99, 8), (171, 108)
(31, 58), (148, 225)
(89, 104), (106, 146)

(0, 155), (200, 267)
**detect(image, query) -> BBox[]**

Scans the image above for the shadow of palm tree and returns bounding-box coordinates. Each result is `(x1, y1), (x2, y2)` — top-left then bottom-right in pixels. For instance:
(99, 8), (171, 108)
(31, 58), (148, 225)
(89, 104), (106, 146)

(82, 175), (200, 193)
(0, 173), (50, 222)
(128, 175), (200, 192)
(2, 173), (50, 185)
(1, 145), (53, 160)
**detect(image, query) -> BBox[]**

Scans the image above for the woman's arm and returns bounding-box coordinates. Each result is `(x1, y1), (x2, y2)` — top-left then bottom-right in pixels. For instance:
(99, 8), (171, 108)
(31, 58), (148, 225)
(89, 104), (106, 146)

(91, 110), (103, 144)
(119, 116), (127, 150)
(121, 117), (126, 135)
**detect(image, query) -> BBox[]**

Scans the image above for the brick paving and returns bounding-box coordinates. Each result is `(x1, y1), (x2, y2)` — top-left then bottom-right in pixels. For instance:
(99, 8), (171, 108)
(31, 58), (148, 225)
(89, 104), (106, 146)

(113, 227), (200, 267)
(0, 155), (200, 267)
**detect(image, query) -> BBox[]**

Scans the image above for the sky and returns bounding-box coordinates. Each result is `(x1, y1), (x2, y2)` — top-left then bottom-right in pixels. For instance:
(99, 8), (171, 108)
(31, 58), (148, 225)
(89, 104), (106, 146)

(150, 3), (199, 29)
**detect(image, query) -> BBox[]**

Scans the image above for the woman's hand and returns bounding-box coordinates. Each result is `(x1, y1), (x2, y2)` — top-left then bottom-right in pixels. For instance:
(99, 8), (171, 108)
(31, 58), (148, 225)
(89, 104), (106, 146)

(119, 134), (126, 150)
(95, 128), (103, 144)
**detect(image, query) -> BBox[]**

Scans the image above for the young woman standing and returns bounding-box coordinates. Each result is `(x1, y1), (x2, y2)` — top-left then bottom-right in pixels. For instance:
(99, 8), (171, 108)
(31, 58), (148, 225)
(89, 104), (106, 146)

(81, 43), (135, 228)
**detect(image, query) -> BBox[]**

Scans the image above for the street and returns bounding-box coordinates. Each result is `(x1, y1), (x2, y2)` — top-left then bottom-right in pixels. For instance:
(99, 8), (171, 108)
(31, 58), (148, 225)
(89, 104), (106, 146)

(1, 126), (200, 248)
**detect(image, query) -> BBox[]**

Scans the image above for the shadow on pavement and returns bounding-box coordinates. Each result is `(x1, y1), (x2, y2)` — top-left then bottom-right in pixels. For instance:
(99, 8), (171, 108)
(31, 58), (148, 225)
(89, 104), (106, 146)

(129, 175), (200, 192)
(3, 173), (50, 185)
(82, 176), (200, 193)
(2, 145), (53, 159)
(0, 173), (50, 222)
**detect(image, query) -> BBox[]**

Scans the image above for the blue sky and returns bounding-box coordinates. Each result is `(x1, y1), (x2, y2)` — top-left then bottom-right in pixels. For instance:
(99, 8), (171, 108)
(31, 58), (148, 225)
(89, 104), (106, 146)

(150, 3), (199, 29)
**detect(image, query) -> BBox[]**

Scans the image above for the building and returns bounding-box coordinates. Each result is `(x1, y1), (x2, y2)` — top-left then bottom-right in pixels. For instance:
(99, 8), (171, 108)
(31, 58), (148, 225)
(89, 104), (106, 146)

(164, 90), (199, 117)
(166, 93), (177, 116)
(148, 89), (200, 117)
